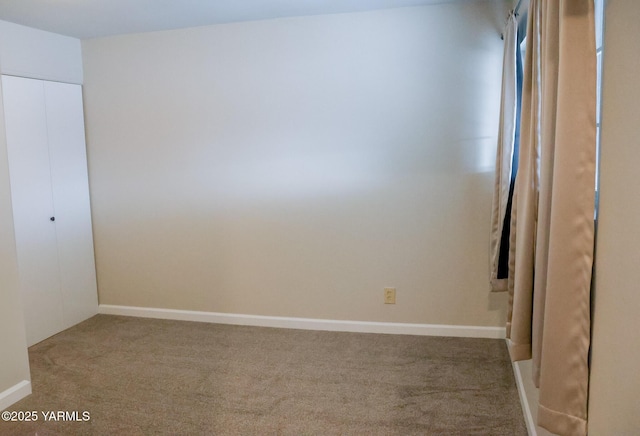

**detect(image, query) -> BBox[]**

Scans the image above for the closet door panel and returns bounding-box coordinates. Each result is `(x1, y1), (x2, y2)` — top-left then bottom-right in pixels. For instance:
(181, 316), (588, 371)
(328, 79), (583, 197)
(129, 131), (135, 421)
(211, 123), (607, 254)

(45, 81), (99, 328)
(1, 75), (65, 346)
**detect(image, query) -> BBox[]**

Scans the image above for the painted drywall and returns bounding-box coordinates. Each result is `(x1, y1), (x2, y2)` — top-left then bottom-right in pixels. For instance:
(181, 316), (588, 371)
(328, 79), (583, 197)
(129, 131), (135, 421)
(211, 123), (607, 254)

(588, 0), (640, 433)
(82, 1), (510, 326)
(0, 19), (83, 84)
(0, 81), (30, 404)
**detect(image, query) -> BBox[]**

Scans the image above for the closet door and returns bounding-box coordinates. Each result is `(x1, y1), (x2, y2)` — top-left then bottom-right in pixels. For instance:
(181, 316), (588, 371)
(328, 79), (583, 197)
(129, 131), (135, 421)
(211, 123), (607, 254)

(2, 75), (98, 346)
(2, 75), (65, 345)
(45, 81), (98, 329)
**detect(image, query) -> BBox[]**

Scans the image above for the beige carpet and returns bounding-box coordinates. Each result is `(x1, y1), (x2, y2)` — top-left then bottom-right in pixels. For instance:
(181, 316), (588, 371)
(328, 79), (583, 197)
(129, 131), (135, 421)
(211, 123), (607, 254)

(1, 315), (526, 435)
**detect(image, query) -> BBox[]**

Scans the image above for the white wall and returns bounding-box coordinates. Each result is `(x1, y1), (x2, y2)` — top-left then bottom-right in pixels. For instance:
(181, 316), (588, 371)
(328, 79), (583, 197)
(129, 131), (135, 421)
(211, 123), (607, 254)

(0, 83), (31, 407)
(588, 0), (640, 433)
(0, 20), (82, 84)
(82, 1), (509, 326)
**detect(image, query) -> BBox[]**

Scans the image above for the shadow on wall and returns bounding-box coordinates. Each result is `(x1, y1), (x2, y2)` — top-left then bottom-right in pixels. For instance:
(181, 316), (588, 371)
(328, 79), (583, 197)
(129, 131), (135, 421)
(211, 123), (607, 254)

(85, 1), (507, 325)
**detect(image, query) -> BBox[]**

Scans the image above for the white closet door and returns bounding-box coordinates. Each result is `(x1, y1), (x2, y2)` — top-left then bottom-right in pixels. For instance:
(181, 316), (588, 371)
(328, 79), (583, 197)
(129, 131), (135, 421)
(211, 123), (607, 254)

(2, 75), (65, 345)
(45, 81), (98, 328)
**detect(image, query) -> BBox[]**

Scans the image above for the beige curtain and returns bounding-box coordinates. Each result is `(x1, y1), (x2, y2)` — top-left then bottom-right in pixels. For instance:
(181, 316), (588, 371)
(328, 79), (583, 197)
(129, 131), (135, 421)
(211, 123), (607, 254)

(506, 1), (596, 435)
(489, 12), (518, 293)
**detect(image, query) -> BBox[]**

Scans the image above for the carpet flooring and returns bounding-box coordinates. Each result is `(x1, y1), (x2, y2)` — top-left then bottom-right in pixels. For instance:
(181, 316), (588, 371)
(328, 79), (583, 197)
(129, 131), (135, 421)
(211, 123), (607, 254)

(1, 315), (526, 435)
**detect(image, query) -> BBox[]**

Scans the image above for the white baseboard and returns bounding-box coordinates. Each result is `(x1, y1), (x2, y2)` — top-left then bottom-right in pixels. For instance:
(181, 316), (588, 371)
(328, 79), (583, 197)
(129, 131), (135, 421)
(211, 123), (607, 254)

(98, 304), (506, 339)
(512, 361), (537, 435)
(0, 380), (31, 412)
(508, 345), (538, 436)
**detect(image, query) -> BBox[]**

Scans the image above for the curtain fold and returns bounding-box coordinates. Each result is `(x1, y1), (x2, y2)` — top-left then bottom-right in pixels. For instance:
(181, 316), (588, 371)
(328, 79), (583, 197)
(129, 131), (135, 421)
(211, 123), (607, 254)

(489, 12), (518, 293)
(506, 1), (596, 435)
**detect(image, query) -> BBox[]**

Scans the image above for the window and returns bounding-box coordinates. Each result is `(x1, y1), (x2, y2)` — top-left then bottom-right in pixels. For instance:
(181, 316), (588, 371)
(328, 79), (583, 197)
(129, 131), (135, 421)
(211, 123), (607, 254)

(595, 0), (605, 217)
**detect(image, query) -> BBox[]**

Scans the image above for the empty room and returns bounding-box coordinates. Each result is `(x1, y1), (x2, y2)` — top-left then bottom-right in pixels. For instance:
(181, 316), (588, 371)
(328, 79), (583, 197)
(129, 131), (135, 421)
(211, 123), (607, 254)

(0, 0), (637, 435)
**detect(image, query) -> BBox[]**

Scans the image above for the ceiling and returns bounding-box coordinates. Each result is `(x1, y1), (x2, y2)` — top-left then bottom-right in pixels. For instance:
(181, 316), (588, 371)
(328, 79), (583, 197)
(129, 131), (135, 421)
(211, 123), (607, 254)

(0, 0), (463, 40)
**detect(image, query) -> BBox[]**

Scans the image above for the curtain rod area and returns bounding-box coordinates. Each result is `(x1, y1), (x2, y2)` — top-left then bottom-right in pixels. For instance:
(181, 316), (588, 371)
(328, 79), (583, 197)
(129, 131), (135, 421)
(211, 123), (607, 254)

(514, 0), (524, 15)
(501, 0), (526, 39)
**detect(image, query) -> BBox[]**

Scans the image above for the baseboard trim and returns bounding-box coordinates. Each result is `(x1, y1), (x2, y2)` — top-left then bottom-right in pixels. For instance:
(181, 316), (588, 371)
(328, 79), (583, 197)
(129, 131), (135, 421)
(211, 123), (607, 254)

(0, 380), (31, 412)
(510, 349), (537, 436)
(98, 305), (505, 339)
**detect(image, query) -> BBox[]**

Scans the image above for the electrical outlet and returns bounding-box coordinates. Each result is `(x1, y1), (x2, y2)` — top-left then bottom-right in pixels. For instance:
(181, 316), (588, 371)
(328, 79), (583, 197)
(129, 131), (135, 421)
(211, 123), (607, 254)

(384, 287), (396, 304)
